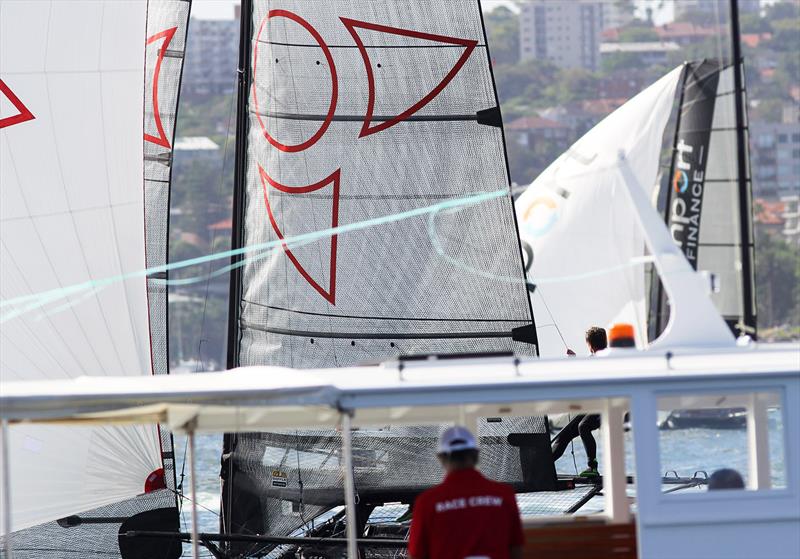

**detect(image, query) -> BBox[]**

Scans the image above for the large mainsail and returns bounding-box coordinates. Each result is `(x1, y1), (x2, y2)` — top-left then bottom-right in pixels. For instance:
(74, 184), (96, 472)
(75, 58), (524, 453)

(651, 60), (757, 339)
(0, 0), (189, 556)
(224, 0), (539, 546)
(517, 67), (683, 357)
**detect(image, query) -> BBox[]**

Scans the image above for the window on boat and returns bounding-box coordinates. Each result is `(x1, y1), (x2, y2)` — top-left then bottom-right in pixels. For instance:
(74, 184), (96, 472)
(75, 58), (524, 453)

(657, 391), (787, 492)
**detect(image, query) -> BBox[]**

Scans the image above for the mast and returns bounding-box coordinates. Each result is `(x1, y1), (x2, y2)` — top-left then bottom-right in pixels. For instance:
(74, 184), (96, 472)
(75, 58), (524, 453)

(221, 0), (251, 544)
(729, 0), (757, 337)
(226, 0), (252, 370)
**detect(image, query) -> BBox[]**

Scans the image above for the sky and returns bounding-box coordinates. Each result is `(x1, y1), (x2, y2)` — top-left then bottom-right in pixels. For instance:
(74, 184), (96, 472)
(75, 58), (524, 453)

(190, 0), (676, 24)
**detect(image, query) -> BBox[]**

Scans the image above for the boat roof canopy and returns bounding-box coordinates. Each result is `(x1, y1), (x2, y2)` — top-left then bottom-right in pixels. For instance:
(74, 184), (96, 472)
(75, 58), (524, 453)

(1, 343), (797, 434)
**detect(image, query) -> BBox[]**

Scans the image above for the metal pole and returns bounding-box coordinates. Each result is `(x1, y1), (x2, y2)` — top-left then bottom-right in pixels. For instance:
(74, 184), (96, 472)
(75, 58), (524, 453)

(341, 412), (358, 559)
(187, 425), (200, 559)
(729, 0), (757, 337)
(746, 393), (771, 490)
(222, 0), (253, 539)
(600, 401), (630, 524)
(1, 419), (13, 558)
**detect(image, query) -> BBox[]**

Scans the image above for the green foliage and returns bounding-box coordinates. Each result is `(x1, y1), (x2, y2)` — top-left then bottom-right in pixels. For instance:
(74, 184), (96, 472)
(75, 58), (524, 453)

(494, 58), (559, 107)
(506, 136), (565, 188)
(755, 98), (786, 123)
(674, 7), (722, 26)
(768, 18), (800, 53)
(543, 69), (600, 104)
(618, 25), (659, 42)
(739, 13), (771, 34)
(602, 52), (643, 74)
(484, 6), (520, 65)
(755, 230), (800, 328)
(765, 1), (800, 21)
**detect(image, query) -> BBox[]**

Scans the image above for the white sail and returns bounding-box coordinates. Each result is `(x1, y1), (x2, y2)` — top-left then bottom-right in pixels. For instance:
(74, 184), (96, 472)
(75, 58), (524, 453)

(516, 66), (683, 357)
(0, 1), (161, 532)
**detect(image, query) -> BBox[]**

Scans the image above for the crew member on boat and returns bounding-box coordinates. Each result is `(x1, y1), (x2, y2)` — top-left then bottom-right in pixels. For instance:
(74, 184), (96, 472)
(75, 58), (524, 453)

(408, 426), (524, 559)
(551, 326), (608, 477)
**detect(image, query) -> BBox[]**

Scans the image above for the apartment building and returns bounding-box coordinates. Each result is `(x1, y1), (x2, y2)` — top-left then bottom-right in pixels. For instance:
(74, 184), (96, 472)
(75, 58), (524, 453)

(519, 0), (622, 71)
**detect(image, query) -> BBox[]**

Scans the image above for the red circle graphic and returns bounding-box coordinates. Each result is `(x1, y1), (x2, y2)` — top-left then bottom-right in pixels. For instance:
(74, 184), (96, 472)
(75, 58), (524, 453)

(252, 10), (338, 153)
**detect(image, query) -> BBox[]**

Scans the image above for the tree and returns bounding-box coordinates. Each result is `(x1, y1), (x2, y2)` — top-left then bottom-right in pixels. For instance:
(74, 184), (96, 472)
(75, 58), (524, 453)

(602, 52), (643, 74)
(493, 59), (559, 106)
(739, 13), (771, 34)
(542, 68), (600, 104)
(755, 98), (785, 123)
(484, 6), (520, 65)
(618, 25), (659, 42)
(755, 230), (800, 328)
(765, 1), (800, 21)
(768, 18), (800, 54)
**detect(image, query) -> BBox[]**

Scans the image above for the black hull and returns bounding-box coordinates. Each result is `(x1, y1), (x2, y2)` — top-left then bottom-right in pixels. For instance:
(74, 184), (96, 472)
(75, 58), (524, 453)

(661, 408), (747, 430)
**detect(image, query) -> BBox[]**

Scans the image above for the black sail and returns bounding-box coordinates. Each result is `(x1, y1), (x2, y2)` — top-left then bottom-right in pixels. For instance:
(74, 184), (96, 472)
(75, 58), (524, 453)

(650, 60), (757, 340)
(223, 0), (541, 548)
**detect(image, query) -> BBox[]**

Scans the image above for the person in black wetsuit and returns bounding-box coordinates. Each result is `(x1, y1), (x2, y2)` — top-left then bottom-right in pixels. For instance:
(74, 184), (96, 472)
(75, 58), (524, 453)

(552, 326), (608, 477)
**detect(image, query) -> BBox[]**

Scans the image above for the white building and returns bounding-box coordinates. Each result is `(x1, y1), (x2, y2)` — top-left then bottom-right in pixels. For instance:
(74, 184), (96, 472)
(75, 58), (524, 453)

(781, 194), (800, 245)
(520, 0), (631, 71)
(182, 18), (239, 97)
(599, 40), (680, 67)
(751, 122), (800, 198)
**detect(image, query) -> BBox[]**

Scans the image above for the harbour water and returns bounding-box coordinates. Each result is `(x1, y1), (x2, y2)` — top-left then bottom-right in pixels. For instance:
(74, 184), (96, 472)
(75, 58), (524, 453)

(174, 410), (786, 536)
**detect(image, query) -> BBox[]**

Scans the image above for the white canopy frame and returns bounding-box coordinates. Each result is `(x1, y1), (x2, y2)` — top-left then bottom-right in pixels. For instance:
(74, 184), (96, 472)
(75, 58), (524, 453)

(2, 344), (798, 558)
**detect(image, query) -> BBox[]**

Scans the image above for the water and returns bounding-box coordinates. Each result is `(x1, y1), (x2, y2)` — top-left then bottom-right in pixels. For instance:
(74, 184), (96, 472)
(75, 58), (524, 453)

(173, 412), (787, 538)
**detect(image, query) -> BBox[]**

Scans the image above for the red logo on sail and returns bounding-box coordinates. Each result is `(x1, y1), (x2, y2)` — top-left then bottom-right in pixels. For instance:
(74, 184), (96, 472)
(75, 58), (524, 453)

(340, 18), (477, 138)
(0, 79), (35, 129)
(259, 165), (341, 305)
(253, 13), (477, 304)
(144, 27), (178, 148)
(252, 10), (339, 153)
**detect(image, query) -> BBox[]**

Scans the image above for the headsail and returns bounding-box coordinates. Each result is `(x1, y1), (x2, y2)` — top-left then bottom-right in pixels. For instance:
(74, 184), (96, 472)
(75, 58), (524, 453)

(516, 67), (683, 357)
(224, 0), (540, 546)
(0, 0), (190, 555)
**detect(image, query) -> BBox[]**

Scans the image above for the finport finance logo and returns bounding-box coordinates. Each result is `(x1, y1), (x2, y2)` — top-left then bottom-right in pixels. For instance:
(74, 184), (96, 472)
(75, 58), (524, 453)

(672, 168), (689, 194)
(668, 138), (705, 266)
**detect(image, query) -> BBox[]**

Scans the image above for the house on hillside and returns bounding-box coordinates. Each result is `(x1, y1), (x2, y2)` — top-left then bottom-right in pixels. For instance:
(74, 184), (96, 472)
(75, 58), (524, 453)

(754, 198), (786, 236)
(599, 41), (680, 67)
(506, 116), (571, 148)
(782, 195), (800, 246)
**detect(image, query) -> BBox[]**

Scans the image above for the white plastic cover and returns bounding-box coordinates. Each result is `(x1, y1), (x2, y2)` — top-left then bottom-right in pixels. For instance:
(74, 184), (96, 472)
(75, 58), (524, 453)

(0, 1), (162, 532)
(516, 66), (683, 357)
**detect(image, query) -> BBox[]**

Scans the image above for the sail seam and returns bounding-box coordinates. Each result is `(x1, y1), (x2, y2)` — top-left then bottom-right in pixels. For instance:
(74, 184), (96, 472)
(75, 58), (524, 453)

(257, 40), (487, 49)
(243, 300), (529, 323)
(240, 320), (518, 339)
(253, 111), (481, 122)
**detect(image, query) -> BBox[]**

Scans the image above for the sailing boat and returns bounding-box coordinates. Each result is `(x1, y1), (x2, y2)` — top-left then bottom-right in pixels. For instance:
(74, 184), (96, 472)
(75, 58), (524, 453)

(0, 1), (773, 558)
(221, 0), (550, 550)
(517, 57), (756, 359)
(1, 0), (190, 557)
(3, 0), (553, 556)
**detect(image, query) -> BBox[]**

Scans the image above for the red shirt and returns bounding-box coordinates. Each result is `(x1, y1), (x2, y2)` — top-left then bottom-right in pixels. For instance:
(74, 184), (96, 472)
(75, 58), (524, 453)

(408, 468), (524, 559)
